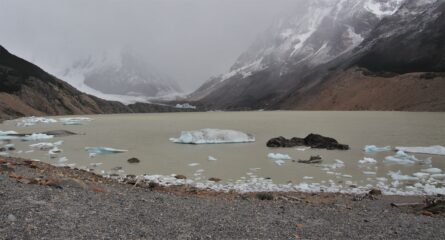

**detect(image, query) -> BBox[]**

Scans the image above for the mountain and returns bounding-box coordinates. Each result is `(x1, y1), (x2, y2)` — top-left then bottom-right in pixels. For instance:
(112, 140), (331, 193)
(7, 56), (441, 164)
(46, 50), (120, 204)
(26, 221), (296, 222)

(191, 0), (445, 111)
(62, 50), (181, 100)
(0, 45), (190, 120)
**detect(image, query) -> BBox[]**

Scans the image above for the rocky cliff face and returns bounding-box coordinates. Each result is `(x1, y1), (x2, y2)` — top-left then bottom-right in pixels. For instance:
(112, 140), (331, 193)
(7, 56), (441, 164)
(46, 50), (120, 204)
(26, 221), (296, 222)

(0, 46), (188, 120)
(191, 0), (445, 111)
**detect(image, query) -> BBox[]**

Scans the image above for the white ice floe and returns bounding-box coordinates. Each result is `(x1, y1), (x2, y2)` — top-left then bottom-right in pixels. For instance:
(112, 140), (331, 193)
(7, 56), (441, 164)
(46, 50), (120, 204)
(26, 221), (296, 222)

(421, 168), (442, 174)
(342, 174), (352, 178)
(59, 117), (92, 125)
(85, 147), (127, 157)
(267, 153), (292, 160)
(188, 163), (199, 167)
(303, 176), (314, 180)
(0, 130), (18, 135)
(170, 128), (255, 144)
(22, 133), (54, 141)
(413, 172), (431, 178)
(358, 157), (377, 164)
(384, 150), (418, 165)
(431, 174), (445, 180)
(396, 146), (445, 156)
(16, 116), (57, 127)
(321, 159), (345, 171)
(363, 145), (391, 153)
(57, 157), (68, 163)
(30, 141), (63, 150)
(296, 147), (310, 151)
(208, 156), (218, 161)
(388, 171), (419, 181)
(274, 160), (286, 166)
(175, 103), (196, 109)
(363, 171), (377, 175)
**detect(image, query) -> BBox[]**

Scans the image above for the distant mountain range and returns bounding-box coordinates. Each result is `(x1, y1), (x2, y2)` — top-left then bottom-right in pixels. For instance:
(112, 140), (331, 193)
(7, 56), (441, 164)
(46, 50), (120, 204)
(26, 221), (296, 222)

(62, 50), (182, 100)
(0, 46), (190, 120)
(190, 0), (445, 111)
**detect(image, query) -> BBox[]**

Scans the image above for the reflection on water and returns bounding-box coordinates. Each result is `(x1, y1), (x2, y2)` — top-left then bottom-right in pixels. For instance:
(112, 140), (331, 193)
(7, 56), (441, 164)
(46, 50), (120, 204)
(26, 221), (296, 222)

(1, 111), (445, 193)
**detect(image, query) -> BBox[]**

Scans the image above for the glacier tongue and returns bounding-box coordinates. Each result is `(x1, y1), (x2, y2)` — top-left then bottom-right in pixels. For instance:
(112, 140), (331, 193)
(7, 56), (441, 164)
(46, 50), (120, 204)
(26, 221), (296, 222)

(170, 129), (255, 144)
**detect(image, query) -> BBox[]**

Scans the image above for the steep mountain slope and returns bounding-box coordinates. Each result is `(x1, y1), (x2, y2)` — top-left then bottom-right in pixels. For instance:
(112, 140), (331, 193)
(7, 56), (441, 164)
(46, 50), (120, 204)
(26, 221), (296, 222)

(0, 45), (188, 120)
(191, 0), (405, 108)
(192, 0), (445, 111)
(278, 0), (445, 110)
(62, 50), (181, 100)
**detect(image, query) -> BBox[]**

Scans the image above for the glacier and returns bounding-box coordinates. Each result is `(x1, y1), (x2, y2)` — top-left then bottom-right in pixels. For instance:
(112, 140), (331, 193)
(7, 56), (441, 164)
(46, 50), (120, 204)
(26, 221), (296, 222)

(170, 129), (255, 144)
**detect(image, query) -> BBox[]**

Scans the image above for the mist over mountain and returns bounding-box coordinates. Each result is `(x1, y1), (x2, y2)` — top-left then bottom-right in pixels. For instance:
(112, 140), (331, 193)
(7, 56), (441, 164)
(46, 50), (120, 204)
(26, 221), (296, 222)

(191, 0), (445, 111)
(62, 49), (182, 101)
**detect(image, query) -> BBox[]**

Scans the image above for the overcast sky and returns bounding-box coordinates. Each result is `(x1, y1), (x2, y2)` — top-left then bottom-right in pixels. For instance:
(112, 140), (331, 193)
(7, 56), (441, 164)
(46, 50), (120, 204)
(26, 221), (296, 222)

(0, 0), (301, 92)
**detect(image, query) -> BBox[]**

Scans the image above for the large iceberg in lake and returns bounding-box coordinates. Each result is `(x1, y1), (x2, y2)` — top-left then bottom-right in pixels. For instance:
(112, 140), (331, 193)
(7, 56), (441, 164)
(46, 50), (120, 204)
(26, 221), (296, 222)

(396, 146), (445, 156)
(85, 147), (128, 157)
(170, 128), (255, 144)
(363, 145), (391, 153)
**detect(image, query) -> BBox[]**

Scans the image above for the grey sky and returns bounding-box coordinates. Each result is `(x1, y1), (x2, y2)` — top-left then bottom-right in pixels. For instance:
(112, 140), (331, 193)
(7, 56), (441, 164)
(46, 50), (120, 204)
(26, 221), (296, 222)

(0, 0), (301, 92)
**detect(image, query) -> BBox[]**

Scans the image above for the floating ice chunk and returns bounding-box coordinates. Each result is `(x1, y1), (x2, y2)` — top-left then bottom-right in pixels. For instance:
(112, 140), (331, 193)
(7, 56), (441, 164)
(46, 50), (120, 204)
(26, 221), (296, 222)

(359, 157), (377, 164)
(196, 169), (205, 173)
(267, 153), (292, 160)
(296, 147), (310, 151)
(17, 116), (58, 127)
(363, 171), (377, 175)
(170, 128), (255, 144)
(342, 174), (352, 178)
(175, 103), (196, 109)
(188, 163), (199, 167)
(57, 157), (68, 163)
(431, 174), (445, 180)
(30, 141), (63, 150)
(85, 147), (128, 157)
(274, 160), (286, 166)
(396, 146), (445, 156)
(22, 133), (54, 141)
(384, 151), (418, 165)
(60, 117), (92, 125)
(421, 168), (442, 174)
(376, 177), (388, 182)
(48, 147), (62, 156)
(363, 145), (391, 153)
(0, 130), (17, 135)
(388, 171), (419, 181)
(303, 176), (314, 180)
(413, 172), (430, 178)
(321, 159), (345, 170)
(208, 156), (217, 161)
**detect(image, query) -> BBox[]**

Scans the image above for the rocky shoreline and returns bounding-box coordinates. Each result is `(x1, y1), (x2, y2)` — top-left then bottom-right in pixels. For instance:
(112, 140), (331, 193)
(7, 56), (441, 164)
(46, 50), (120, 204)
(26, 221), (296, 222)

(1, 156), (445, 239)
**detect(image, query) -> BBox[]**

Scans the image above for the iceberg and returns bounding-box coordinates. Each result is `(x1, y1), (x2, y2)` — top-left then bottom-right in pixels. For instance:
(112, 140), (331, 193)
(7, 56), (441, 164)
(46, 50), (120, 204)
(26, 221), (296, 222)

(170, 129), (255, 144)
(363, 145), (391, 153)
(383, 150), (418, 165)
(30, 141), (63, 150)
(188, 163), (199, 167)
(85, 147), (128, 157)
(421, 168), (442, 174)
(388, 171), (419, 181)
(274, 160), (286, 166)
(358, 157), (377, 164)
(17, 116), (57, 127)
(60, 117), (92, 125)
(267, 153), (292, 160)
(175, 103), (196, 109)
(395, 146), (445, 156)
(208, 156), (218, 161)
(22, 133), (54, 141)
(0, 130), (18, 135)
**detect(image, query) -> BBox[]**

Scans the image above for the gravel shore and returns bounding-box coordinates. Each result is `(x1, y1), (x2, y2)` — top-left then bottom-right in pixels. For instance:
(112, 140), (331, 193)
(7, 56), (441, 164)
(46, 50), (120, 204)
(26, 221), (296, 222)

(1, 157), (445, 239)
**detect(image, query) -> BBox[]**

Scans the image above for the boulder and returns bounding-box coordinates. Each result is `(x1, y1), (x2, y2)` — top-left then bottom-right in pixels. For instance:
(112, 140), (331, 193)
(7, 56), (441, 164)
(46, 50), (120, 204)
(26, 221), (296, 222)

(298, 155), (323, 164)
(127, 158), (140, 164)
(266, 136), (305, 148)
(267, 133), (349, 150)
(175, 174), (187, 180)
(208, 177), (221, 182)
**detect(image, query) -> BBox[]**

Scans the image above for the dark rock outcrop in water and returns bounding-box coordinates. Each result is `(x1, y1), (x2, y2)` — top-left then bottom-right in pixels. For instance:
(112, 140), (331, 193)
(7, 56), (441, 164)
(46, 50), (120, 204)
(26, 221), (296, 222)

(267, 134), (349, 150)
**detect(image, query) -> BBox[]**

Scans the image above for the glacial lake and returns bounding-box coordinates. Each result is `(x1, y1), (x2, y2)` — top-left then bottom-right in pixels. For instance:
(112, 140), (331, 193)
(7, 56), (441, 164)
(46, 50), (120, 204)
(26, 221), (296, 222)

(1, 111), (445, 194)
